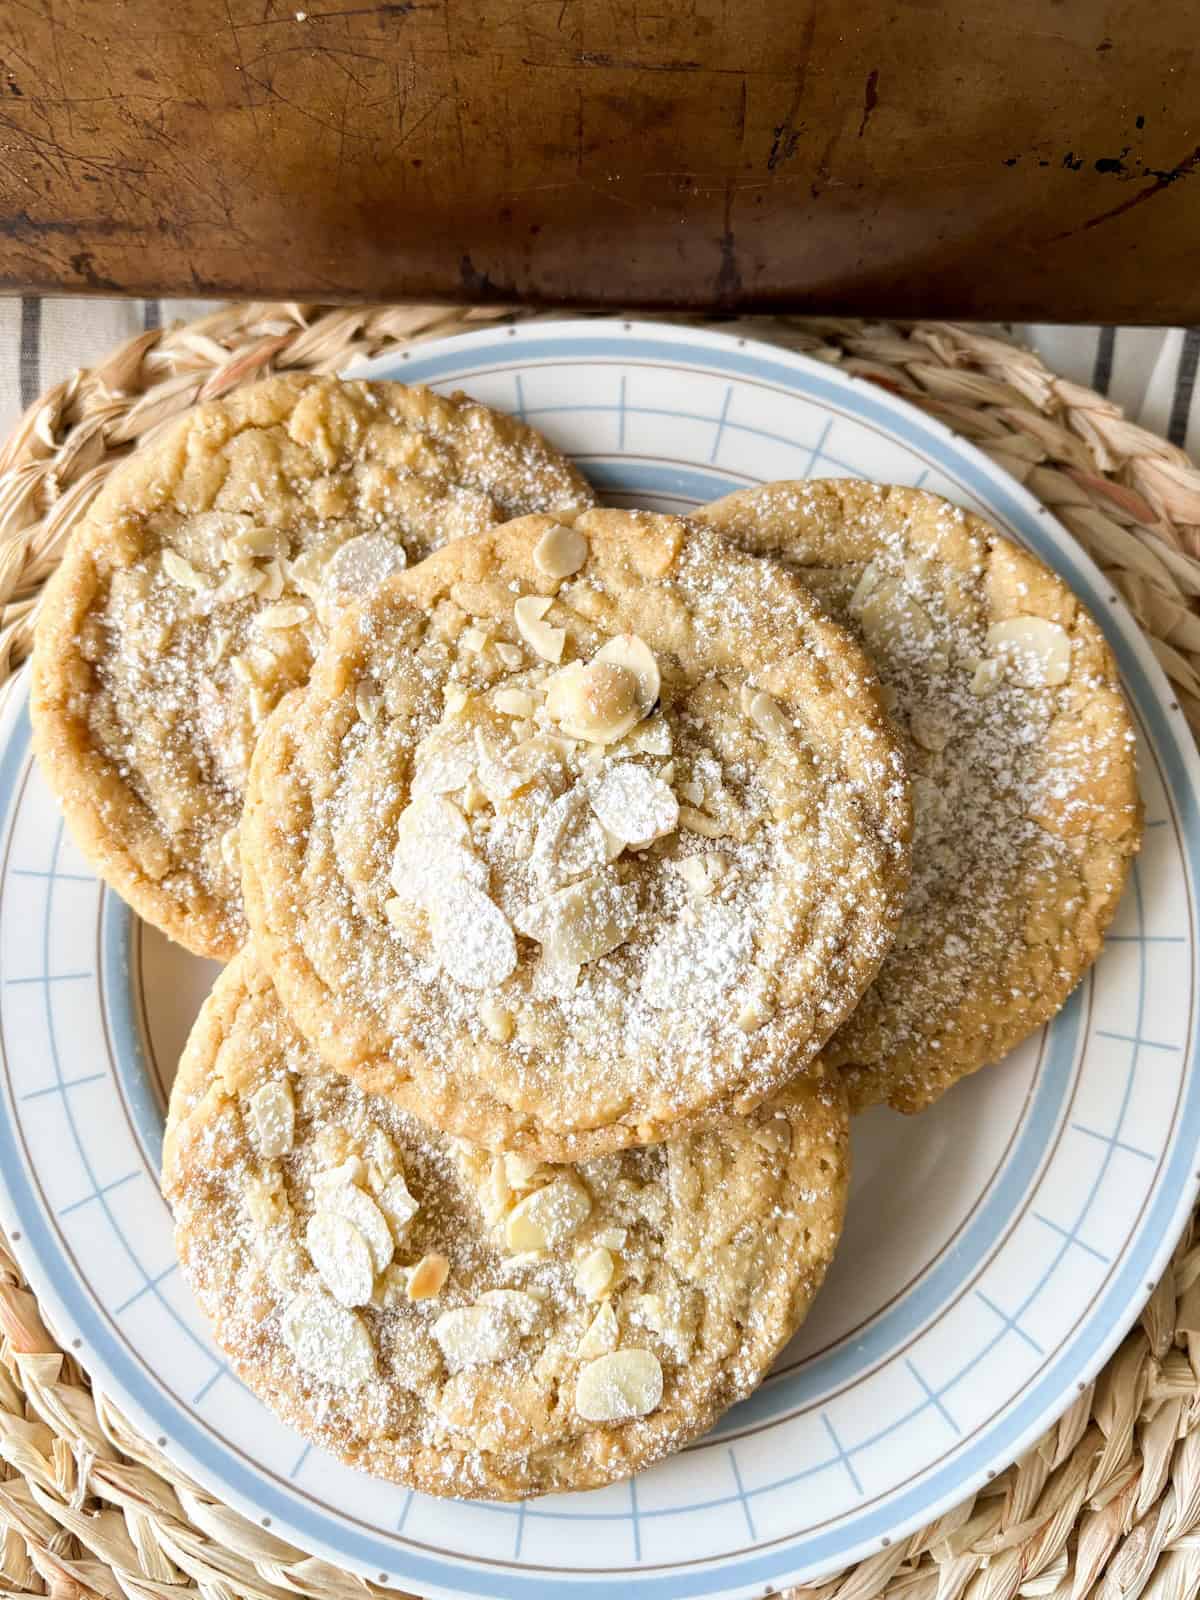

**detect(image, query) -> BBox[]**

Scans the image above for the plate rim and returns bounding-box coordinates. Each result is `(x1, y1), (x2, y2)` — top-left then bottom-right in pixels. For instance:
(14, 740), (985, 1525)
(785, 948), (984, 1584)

(0, 316), (1197, 1599)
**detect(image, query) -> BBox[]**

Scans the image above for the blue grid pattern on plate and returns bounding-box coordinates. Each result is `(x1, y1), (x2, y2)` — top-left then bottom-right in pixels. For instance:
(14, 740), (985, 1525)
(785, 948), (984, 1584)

(0, 322), (1196, 1600)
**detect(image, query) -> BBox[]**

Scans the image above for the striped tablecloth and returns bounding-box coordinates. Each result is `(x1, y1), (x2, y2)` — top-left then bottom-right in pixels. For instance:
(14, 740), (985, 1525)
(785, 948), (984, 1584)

(1, 296), (1197, 462)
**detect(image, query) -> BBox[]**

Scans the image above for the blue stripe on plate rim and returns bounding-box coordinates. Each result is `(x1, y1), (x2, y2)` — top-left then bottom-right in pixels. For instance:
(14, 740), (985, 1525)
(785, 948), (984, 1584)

(0, 319), (1195, 1599)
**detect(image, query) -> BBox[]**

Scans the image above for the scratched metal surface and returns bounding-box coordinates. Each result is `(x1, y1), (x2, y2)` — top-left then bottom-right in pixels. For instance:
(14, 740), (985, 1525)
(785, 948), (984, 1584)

(0, 1), (1196, 320)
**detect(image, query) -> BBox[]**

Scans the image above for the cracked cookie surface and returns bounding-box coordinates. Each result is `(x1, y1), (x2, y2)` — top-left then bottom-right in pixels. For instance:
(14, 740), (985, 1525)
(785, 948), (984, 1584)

(31, 374), (593, 959)
(241, 508), (911, 1159)
(162, 953), (849, 1500)
(697, 480), (1143, 1113)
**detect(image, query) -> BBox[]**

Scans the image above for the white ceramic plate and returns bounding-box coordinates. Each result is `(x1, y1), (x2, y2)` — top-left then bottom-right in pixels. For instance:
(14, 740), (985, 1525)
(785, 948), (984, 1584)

(2, 320), (1198, 1600)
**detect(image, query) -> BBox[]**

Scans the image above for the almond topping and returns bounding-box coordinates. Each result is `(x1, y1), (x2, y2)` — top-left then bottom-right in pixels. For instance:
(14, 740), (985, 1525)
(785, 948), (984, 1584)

(390, 796), (486, 904)
(494, 687), (537, 718)
(432, 1305), (518, 1372)
(575, 1348), (663, 1421)
(430, 880), (518, 989)
(161, 549), (208, 592)
(672, 853), (728, 898)
(586, 763), (679, 848)
(477, 1288), (543, 1333)
(258, 601), (310, 631)
(378, 1174), (420, 1240)
(502, 1151), (545, 1190)
(531, 787), (612, 885)
(495, 641), (525, 669)
(479, 997), (516, 1042)
(678, 805), (726, 839)
(305, 1213), (375, 1308)
(246, 1079), (294, 1159)
(407, 1252), (449, 1300)
(319, 1183), (394, 1275)
(545, 660), (640, 745)
(594, 634), (660, 714)
(575, 1247), (615, 1300)
(280, 1290), (375, 1389)
(513, 870), (638, 967)
(971, 658), (1004, 697)
(505, 1175), (592, 1252)
(514, 595), (566, 662)
(746, 690), (791, 741)
(323, 532), (407, 608)
(575, 1301), (620, 1359)
(534, 522), (589, 579)
(985, 616), (1072, 687)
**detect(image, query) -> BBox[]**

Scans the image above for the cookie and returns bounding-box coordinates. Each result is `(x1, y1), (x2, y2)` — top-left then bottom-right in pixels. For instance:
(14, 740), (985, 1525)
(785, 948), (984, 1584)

(696, 480), (1143, 1113)
(241, 508), (911, 1160)
(31, 374), (594, 959)
(162, 953), (850, 1500)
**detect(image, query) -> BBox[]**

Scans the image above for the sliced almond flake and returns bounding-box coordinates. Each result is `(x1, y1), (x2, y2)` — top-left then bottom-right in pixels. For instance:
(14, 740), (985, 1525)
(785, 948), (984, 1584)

(502, 1151), (544, 1190)
(513, 870), (638, 967)
(587, 763), (679, 848)
(514, 594), (565, 662)
(378, 1173), (419, 1240)
(494, 688), (536, 718)
(305, 1213), (375, 1308)
(206, 627), (231, 669)
(477, 1288), (543, 1333)
(574, 1246), (614, 1300)
(407, 1252), (449, 1300)
(495, 641), (525, 669)
(855, 575), (936, 653)
(531, 787), (611, 886)
(460, 776), (488, 815)
(229, 654), (254, 686)
(575, 1301), (619, 1360)
(735, 969), (775, 1033)
(213, 560), (266, 605)
(355, 681), (382, 723)
(594, 1227), (627, 1250)
(985, 615), (1072, 687)
(246, 1079), (294, 1159)
(222, 519), (287, 561)
(575, 1348), (663, 1422)
(971, 658), (1004, 697)
(505, 1175), (592, 1252)
(678, 805), (726, 839)
(259, 557), (285, 603)
(391, 796), (488, 905)
(545, 659), (640, 745)
(533, 522), (589, 580)
(323, 532), (408, 609)
(680, 778), (705, 805)
(672, 852), (728, 898)
(258, 601), (310, 631)
(432, 1305), (518, 1373)
(479, 997), (515, 1042)
(412, 726), (477, 795)
(319, 1183), (394, 1274)
(627, 714), (672, 757)
(746, 690), (791, 741)
(280, 1290), (375, 1389)
(161, 549), (208, 592)
(315, 1154), (367, 1189)
(461, 625), (490, 654)
(472, 728), (527, 803)
(430, 880), (518, 989)
(594, 634), (660, 714)
(909, 706), (949, 753)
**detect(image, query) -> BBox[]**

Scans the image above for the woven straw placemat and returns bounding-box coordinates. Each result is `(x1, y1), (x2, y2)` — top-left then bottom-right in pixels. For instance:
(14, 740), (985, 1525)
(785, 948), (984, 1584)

(2, 304), (1199, 1600)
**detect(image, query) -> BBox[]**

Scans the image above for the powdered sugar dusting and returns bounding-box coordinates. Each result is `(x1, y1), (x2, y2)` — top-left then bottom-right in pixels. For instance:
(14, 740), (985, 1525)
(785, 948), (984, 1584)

(162, 957), (848, 1498)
